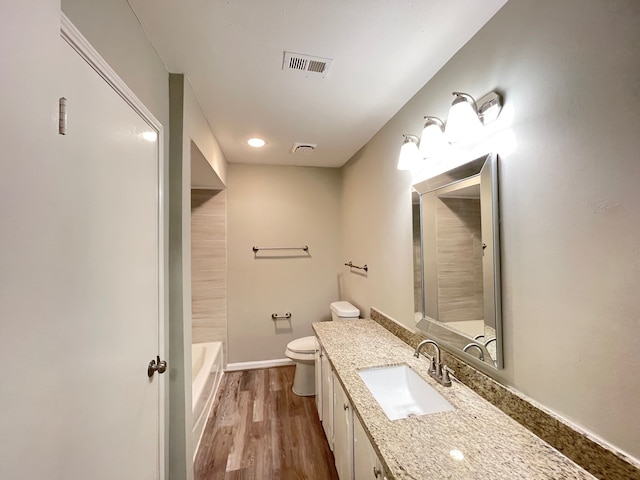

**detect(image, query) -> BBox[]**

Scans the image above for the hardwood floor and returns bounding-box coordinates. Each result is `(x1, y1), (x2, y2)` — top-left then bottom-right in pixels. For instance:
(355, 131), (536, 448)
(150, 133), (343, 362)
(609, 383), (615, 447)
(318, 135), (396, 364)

(195, 366), (339, 480)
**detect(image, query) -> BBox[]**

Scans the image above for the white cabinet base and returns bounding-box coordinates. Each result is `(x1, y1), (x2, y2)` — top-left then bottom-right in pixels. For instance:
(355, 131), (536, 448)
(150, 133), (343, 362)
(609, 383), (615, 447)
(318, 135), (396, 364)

(321, 349), (333, 450)
(333, 379), (354, 480)
(354, 416), (388, 479)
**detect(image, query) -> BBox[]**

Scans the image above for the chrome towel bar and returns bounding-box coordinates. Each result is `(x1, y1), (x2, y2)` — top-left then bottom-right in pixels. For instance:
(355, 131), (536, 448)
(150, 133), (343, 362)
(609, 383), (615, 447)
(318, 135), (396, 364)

(345, 261), (368, 272)
(253, 246), (309, 253)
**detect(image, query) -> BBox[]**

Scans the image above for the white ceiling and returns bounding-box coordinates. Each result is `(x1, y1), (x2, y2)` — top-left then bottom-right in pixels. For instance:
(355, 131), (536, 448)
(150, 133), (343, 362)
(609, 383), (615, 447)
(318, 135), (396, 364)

(128, 0), (508, 168)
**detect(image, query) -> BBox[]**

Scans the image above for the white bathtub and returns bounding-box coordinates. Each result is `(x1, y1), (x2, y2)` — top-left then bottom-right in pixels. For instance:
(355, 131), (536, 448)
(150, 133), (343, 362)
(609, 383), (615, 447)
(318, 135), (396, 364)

(192, 341), (223, 459)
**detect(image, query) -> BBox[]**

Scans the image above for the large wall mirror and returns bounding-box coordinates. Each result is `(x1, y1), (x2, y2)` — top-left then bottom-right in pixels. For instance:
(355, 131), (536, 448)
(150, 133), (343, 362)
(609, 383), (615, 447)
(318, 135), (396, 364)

(412, 153), (503, 369)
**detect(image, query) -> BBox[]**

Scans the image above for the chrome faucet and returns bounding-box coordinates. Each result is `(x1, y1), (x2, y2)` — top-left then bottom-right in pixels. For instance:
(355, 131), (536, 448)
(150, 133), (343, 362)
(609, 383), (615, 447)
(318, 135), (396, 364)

(414, 340), (436, 377)
(414, 339), (452, 387)
(463, 342), (484, 361)
(414, 339), (438, 363)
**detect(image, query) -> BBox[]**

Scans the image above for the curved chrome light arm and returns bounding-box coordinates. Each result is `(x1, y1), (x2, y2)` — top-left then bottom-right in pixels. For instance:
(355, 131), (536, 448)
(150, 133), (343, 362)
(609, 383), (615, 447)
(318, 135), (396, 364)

(451, 91), (478, 112)
(423, 116), (445, 129)
(402, 134), (420, 144)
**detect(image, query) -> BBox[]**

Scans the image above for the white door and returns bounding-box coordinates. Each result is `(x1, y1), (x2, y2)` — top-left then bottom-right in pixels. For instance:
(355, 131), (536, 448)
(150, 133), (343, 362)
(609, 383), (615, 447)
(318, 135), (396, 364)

(0, 25), (164, 479)
(55, 33), (164, 479)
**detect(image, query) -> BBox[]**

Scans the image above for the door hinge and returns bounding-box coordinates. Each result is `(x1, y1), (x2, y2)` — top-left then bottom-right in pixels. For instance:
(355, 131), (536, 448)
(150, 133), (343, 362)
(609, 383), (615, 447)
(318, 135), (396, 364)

(58, 97), (67, 135)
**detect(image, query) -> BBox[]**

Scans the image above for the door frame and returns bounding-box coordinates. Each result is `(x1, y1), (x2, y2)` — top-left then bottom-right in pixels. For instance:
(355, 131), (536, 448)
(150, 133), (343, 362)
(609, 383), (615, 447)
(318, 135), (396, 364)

(60, 13), (167, 479)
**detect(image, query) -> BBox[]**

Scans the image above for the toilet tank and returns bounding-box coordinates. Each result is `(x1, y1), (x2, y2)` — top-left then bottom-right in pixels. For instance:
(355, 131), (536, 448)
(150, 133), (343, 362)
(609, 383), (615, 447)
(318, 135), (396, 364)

(330, 301), (360, 321)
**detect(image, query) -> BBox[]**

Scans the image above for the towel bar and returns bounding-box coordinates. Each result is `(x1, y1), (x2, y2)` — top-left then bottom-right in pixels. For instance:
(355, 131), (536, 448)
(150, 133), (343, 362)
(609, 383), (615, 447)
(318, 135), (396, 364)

(344, 261), (368, 272)
(253, 246), (308, 253)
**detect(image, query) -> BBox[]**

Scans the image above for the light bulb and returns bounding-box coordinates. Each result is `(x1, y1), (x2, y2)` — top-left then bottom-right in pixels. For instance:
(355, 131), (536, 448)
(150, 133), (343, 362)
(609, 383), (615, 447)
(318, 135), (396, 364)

(397, 135), (420, 170)
(444, 93), (482, 143)
(419, 117), (447, 158)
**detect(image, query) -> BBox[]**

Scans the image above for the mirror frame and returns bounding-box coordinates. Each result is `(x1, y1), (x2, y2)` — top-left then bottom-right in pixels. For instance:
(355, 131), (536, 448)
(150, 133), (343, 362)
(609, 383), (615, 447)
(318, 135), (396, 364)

(412, 153), (503, 369)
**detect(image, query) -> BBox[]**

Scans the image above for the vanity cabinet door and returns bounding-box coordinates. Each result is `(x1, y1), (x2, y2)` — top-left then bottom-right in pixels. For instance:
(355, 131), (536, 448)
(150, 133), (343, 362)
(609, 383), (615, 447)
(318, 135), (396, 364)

(333, 379), (354, 480)
(354, 416), (384, 480)
(315, 341), (322, 420)
(321, 352), (333, 449)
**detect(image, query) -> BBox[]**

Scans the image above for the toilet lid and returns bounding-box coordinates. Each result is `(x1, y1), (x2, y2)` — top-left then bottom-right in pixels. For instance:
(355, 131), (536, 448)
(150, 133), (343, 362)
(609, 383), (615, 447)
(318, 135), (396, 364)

(287, 336), (317, 354)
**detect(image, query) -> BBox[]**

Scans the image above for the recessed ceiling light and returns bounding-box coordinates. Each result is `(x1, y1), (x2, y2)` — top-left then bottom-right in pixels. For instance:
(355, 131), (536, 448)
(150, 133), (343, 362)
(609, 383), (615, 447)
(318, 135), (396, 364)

(247, 137), (266, 148)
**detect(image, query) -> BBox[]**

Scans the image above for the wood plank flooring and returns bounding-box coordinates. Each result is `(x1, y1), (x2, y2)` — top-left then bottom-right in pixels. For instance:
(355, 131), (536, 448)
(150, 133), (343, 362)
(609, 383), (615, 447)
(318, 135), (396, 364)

(195, 366), (339, 480)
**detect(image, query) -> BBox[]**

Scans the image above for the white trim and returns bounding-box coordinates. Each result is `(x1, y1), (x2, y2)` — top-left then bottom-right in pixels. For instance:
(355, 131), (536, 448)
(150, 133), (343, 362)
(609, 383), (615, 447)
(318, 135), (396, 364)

(60, 14), (162, 132)
(226, 358), (294, 372)
(60, 13), (167, 480)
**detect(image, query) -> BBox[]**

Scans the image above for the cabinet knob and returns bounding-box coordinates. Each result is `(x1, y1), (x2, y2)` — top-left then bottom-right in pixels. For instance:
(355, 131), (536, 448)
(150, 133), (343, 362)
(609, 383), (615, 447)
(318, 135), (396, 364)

(373, 466), (381, 478)
(343, 403), (349, 411)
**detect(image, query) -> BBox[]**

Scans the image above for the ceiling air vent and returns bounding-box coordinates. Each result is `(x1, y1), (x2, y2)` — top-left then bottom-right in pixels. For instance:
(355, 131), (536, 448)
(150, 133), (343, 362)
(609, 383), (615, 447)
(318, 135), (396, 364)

(283, 52), (332, 78)
(291, 143), (317, 155)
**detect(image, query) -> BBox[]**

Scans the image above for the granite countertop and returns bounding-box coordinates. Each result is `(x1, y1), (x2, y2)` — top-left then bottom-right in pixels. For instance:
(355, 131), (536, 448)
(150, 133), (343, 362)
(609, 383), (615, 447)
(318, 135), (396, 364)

(313, 319), (596, 480)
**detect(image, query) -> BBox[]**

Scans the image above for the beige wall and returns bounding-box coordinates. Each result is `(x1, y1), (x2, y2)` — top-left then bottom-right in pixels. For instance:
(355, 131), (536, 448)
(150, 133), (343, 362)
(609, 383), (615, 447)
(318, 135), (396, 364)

(2, 1), (73, 477)
(167, 73), (193, 480)
(341, 0), (640, 460)
(340, 119), (415, 323)
(191, 189), (227, 363)
(169, 73), (228, 479)
(183, 80), (227, 187)
(227, 164), (341, 364)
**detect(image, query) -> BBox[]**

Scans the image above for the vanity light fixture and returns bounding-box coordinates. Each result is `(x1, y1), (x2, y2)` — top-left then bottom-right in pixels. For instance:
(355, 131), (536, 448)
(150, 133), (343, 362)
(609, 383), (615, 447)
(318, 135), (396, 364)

(444, 92), (483, 143)
(247, 137), (266, 148)
(419, 116), (447, 159)
(400, 91), (503, 169)
(477, 91), (503, 124)
(444, 91), (503, 143)
(397, 134), (421, 170)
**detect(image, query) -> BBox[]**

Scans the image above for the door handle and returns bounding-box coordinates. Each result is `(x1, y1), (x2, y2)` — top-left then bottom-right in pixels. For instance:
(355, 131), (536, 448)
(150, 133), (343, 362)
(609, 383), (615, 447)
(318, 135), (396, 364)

(148, 355), (167, 377)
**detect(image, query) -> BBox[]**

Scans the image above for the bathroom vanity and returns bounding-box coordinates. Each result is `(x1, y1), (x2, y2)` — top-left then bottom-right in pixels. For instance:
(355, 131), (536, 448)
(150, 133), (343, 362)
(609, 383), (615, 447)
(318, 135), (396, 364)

(313, 319), (595, 480)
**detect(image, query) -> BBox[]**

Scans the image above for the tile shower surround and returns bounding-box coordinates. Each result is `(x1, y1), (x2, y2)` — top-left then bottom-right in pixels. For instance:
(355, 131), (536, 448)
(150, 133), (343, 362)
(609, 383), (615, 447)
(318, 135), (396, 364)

(191, 189), (227, 361)
(435, 197), (484, 323)
(370, 308), (640, 480)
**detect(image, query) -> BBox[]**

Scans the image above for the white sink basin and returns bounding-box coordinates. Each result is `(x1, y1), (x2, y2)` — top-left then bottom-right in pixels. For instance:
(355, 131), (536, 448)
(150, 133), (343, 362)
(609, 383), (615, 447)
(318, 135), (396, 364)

(358, 364), (454, 420)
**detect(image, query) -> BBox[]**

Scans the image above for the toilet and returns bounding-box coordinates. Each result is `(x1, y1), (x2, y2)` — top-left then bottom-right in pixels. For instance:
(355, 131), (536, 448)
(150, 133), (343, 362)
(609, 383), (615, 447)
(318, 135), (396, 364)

(285, 301), (360, 396)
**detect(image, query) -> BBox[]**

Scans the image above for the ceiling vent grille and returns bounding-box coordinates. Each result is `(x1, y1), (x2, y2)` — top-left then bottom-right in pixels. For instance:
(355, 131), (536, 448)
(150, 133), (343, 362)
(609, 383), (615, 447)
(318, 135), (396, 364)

(283, 52), (332, 77)
(291, 143), (317, 155)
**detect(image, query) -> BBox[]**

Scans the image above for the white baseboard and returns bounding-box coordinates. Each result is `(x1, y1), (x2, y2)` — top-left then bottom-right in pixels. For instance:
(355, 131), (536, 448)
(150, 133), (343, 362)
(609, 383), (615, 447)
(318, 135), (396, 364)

(226, 358), (294, 372)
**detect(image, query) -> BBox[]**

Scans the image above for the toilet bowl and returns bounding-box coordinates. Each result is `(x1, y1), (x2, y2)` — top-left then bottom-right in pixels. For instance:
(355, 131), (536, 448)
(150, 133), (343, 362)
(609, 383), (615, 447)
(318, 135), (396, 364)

(285, 336), (317, 396)
(285, 301), (360, 396)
